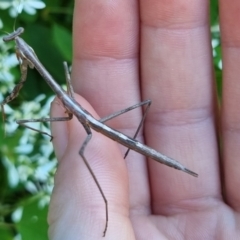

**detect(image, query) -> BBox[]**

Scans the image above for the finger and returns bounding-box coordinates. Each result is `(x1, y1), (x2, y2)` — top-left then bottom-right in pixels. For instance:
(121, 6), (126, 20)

(220, 0), (240, 210)
(49, 95), (134, 239)
(71, 0), (151, 222)
(140, 0), (220, 212)
(72, 0), (139, 121)
(50, 99), (69, 160)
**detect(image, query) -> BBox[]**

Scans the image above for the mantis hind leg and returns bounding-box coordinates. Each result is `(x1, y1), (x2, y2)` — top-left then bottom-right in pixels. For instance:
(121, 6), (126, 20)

(79, 124), (108, 237)
(99, 99), (152, 159)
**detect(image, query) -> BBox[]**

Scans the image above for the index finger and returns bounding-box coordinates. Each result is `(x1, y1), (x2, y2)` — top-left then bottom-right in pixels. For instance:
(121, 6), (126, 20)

(71, 0), (151, 223)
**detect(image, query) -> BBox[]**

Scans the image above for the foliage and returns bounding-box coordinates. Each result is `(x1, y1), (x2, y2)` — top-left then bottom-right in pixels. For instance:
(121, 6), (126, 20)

(210, 0), (222, 97)
(0, 1), (73, 239)
(0, 1), (221, 239)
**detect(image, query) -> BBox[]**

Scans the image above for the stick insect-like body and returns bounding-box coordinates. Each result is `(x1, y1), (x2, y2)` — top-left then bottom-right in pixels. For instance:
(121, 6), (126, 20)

(2, 28), (198, 237)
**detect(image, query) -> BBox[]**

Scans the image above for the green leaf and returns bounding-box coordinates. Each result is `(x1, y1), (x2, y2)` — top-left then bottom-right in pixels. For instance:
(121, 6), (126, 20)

(210, 0), (219, 25)
(16, 196), (48, 240)
(0, 227), (14, 240)
(52, 24), (72, 62)
(0, 156), (8, 200)
(23, 24), (66, 90)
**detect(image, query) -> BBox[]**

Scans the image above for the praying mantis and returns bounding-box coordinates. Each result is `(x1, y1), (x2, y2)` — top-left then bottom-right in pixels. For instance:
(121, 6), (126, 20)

(1, 27), (198, 237)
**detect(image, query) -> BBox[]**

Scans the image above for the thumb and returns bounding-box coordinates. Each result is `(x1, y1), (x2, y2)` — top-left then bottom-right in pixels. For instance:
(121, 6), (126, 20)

(48, 94), (134, 239)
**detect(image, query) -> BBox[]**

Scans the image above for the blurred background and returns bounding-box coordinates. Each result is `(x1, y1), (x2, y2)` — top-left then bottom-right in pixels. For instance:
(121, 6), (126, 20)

(0, 1), (73, 239)
(0, 0), (220, 239)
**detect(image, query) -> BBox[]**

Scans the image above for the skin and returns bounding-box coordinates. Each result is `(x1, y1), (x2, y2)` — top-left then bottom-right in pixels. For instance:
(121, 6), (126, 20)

(48, 0), (240, 239)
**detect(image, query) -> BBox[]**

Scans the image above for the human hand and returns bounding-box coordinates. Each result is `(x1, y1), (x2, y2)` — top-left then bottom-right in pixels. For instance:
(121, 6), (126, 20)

(48, 1), (240, 239)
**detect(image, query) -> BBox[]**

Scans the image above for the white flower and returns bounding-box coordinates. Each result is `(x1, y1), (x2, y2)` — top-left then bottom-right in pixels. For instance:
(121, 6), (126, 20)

(0, 0), (46, 17)
(0, 53), (19, 82)
(0, 1), (12, 10)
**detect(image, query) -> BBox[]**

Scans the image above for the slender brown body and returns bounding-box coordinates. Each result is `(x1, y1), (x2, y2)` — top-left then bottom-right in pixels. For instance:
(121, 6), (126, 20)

(2, 28), (198, 237)
(14, 35), (197, 176)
